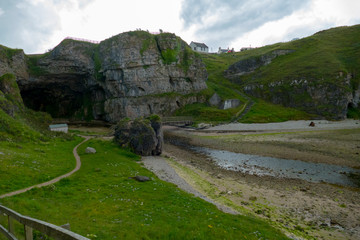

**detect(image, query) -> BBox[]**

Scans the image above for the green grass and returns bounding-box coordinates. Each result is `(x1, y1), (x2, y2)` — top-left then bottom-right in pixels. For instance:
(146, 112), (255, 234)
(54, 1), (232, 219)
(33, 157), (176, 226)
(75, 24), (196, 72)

(175, 102), (245, 123)
(26, 53), (51, 76)
(0, 136), (82, 195)
(175, 25), (360, 122)
(0, 139), (289, 240)
(0, 45), (23, 60)
(347, 105), (360, 119)
(239, 99), (316, 123)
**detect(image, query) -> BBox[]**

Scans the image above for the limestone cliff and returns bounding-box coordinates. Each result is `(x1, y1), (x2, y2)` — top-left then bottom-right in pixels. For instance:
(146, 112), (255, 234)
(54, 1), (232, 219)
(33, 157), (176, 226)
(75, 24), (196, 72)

(2, 31), (207, 122)
(224, 25), (360, 119)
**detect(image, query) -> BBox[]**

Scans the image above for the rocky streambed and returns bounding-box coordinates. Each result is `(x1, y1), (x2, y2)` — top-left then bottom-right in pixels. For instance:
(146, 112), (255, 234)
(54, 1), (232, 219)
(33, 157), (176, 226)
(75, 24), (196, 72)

(163, 124), (360, 240)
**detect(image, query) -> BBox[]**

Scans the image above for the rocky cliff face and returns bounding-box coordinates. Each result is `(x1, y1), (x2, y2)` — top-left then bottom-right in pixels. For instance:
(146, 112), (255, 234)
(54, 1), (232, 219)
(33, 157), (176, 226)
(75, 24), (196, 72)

(241, 74), (355, 119)
(2, 31), (207, 122)
(224, 50), (294, 77)
(98, 32), (207, 121)
(0, 73), (24, 117)
(226, 50), (359, 119)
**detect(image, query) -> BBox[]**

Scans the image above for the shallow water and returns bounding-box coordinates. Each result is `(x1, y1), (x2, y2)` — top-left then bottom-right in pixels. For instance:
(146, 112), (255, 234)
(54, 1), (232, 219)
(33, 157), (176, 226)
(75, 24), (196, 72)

(192, 147), (360, 188)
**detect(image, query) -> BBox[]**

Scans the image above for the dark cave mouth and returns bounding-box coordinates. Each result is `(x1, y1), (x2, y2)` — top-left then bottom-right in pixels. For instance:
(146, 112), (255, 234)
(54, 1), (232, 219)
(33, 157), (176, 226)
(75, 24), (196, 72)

(20, 88), (85, 118)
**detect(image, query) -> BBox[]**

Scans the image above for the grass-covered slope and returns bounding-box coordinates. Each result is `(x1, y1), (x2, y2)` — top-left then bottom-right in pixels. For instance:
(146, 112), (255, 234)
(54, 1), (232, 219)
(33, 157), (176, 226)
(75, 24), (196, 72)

(0, 73), (50, 142)
(227, 25), (360, 119)
(0, 139), (289, 240)
(177, 24), (360, 122)
(0, 73), (83, 194)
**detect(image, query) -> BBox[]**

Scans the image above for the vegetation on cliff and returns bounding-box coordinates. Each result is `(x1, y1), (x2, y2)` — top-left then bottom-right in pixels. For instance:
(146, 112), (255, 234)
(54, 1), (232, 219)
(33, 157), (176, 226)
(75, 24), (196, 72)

(176, 24), (360, 122)
(0, 73), (52, 141)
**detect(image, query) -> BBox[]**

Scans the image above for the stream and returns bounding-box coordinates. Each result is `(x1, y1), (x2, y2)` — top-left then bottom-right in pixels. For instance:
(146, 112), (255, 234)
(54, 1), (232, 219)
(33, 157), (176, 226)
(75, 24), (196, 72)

(165, 135), (360, 188)
(191, 146), (360, 188)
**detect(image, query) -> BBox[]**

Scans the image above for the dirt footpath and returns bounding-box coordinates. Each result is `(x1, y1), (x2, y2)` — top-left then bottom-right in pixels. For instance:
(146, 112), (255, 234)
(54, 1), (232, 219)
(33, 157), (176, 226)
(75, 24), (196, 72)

(162, 123), (360, 240)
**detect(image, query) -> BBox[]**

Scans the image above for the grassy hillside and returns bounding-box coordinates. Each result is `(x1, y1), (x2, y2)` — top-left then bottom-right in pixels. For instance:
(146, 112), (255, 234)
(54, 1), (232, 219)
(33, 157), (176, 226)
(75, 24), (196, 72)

(228, 25), (360, 119)
(176, 45), (315, 123)
(177, 24), (360, 122)
(0, 73), (85, 193)
(0, 73), (51, 142)
(0, 139), (290, 240)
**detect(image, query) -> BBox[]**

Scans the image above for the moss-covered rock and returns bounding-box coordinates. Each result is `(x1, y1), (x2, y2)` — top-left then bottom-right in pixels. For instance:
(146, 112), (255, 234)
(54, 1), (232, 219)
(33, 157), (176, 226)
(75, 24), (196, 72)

(114, 115), (163, 156)
(0, 73), (24, 116)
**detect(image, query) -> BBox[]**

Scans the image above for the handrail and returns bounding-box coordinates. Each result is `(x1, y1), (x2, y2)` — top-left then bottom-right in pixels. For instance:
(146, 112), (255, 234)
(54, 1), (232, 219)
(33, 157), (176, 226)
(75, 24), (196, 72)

(162, 116), (193, 122)
(162, 116), (194, 126)
(0, 205), (89, 240)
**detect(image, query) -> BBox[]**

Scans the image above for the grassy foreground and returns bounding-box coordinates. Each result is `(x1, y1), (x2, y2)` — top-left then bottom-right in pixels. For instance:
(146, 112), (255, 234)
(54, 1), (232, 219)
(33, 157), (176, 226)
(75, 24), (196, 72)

(0, 138), (289, 240)
(0, 136), (82, 195)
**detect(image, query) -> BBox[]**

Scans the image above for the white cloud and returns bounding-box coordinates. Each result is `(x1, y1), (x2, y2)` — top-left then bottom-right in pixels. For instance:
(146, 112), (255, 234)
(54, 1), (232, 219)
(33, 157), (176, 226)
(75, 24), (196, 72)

(0, 0), (359, 53)
(228, 0), (360, 51)
(43, 0), (184, 53)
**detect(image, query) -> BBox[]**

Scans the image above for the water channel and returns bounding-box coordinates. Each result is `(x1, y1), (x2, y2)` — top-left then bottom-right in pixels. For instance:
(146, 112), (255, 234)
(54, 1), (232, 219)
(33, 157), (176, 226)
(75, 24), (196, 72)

(190, 146), (360, 188)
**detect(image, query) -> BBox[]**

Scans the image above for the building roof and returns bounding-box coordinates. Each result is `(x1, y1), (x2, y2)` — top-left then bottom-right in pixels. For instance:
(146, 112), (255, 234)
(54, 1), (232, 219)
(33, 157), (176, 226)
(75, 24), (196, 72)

(190, 41), (208, 48)
(49, 124), (68, 129)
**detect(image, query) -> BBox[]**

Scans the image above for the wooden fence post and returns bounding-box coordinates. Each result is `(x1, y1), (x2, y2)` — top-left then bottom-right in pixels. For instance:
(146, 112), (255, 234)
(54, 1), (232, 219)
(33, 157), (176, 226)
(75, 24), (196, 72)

(25, 225), (33, 240)
(8, 215), (14, 235)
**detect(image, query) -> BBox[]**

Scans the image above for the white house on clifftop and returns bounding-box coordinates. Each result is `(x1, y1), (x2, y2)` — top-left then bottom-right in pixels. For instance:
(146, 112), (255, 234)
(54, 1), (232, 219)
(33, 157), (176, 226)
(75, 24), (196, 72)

(190, 42), (209, 53)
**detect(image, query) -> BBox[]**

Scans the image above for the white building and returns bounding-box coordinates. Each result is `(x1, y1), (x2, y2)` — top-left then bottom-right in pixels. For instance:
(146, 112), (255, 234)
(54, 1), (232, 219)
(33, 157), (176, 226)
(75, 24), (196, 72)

(189, 41), (209, 53)
(49, 124), (68, 133)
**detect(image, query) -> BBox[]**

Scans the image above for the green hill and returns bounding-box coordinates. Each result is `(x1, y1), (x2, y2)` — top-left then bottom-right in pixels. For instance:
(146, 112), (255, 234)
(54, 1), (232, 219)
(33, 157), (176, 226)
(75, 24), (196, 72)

(178, 24), (360, 122)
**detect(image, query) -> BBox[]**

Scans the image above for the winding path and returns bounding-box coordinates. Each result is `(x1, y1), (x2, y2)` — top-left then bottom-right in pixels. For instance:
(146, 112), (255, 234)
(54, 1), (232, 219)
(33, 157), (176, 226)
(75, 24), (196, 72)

(0, 136), (91, 199)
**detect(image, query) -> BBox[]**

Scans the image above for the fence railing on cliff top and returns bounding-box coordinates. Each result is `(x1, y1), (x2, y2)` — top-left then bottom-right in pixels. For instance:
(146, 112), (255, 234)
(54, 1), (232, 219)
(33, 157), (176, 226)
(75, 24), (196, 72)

(64, 37), (100, 44)
(0, 204), (89, 240)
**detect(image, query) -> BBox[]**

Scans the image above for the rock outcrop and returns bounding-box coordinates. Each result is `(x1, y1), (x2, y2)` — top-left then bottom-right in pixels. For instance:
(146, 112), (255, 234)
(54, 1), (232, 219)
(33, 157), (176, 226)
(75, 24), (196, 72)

(224, 50), (294, 77)
(114, 115), (163, 156)
(0, 73), (24, 117)
(241, 73), (356, 119)
(1, 31), (208, 122)
(225, 48), (359, 119)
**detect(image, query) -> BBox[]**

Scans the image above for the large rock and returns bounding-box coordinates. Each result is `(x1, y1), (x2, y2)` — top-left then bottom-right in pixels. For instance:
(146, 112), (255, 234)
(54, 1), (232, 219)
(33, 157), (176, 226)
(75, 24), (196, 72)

(8, 31), (208, 122)
(114, 115), (163, 156)
(224, 50), (294, 77)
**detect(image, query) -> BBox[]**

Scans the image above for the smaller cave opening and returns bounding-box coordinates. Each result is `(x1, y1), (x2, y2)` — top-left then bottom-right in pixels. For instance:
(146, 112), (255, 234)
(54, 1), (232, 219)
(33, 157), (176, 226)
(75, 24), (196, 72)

(347, 102), (360, 119)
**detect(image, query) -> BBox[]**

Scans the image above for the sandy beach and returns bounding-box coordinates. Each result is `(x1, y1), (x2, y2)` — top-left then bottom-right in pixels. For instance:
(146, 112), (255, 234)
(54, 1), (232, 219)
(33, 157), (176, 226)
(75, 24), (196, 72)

(206, 119), (360, 132)
(154, 120), (360, 240)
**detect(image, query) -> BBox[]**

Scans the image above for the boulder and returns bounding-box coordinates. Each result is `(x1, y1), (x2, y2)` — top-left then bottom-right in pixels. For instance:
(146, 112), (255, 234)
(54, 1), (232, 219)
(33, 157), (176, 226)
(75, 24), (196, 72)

(114, 115), (163, 156)
(129, 176), (151, 182)
(209, 93), (222, 107)
(85, 147), (96, 154)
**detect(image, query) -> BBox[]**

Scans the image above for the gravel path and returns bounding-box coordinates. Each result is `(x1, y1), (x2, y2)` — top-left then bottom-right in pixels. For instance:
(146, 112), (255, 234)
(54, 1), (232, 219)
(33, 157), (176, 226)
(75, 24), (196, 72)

(0, 136), (91, 199)
(206, 119), (360, 131)
(142, 155), (238, 214)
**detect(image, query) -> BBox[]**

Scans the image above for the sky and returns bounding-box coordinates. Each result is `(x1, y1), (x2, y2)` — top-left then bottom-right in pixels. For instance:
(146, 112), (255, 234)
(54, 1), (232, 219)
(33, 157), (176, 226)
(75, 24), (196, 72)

(0, 0), (359, 54)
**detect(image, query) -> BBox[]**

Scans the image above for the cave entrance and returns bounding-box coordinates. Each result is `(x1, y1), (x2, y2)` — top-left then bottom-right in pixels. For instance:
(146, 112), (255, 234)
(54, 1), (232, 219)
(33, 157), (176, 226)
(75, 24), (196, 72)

(20, 86), (84, 119)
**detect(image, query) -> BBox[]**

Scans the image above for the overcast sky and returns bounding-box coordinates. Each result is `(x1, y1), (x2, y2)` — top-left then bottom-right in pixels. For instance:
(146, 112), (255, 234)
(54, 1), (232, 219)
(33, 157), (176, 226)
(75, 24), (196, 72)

(0, 0), (359, 54)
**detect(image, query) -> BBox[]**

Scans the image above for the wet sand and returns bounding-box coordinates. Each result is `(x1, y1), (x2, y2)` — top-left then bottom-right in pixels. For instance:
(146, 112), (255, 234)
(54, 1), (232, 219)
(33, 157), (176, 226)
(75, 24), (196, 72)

(163, 122), (360, 240)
